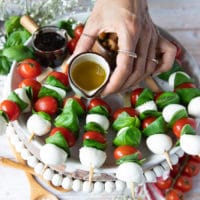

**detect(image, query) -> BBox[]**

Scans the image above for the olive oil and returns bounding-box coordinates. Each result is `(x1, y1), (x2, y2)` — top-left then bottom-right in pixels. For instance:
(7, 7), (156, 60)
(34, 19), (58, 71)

(72, 61), (106, 91)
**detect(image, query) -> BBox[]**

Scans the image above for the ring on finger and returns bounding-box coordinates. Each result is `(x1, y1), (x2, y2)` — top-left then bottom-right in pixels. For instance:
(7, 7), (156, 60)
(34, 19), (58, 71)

(82, 32), (96, 39)
(147, 57), (159, 64)
(117, 50), (138, 59)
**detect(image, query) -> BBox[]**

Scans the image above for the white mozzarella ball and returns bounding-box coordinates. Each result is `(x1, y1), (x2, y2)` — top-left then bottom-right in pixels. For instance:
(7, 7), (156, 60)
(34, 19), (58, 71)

(79, 147), (107, 168)
(162, 104), (186, 123)
(27, 114), (51, 136)
(86, 114), (109, 131)
(14, 88), (31, 112)
(146, 134), (172, 155)
(188, 97), (200, 118)
(135, 100), (157, 114)
(40, 143), (68, 166)
(168, 71), (191, 90)
(116, 162), (144, 184)
(180, 134), (200, 155)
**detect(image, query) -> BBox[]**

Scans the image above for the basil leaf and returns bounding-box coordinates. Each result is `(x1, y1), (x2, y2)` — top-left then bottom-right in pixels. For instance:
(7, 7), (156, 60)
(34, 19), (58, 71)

(64, 98), (84, 116)
(37, 111), (51, 122)
(45, 75), (67, 90)
(0, 110), (9, 123)
(136, 88), (154, 107)
(88, 105), (109, 117)
(116, 152), (143, 165)
(113, 126), (141, 147)
(158, 60), (183, 81)
(83, 139), (106, 151)
(0, 56), (11, 75)
(84, 122), (106, 134)
(143, 116), (167, 137)
(139, 110), (162, 120)
(176, 88), (200, 105)
(24, 86), (33, 101)
(181, 124), (196, 136)
(7, 91), (28, 111)
(156, 92), (180, 110)
(174, 72), (194, 88)
(4, 16), (22, 36)
(168, 109), (188, 127)
(46, 132), (70, 155)
(112, 112), (140, 131)
(57, 19), (76, 38)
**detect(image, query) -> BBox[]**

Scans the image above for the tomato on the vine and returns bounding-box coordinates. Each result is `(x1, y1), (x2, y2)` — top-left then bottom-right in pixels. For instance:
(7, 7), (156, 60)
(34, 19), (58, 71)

(74, 24), (84, 39)
(142, 116), (156, 129)
(67, 38), (78, 54)
(190, 155), (200, 163)
(113, 107), (138, 120)
(83, 131), (106, 144)
(174, 175), (192, 193)
(0, 100), (20, 121)
(49, 71), (69, 86)
(170, 163), (181, 178)
(88, 97), (111, 113)
(155, 177), (173, 190)
(17, 58), (42, 79)
(130, 88), (144, 106)
(182, 160), (200, 177)
(166, 189), (184, 200)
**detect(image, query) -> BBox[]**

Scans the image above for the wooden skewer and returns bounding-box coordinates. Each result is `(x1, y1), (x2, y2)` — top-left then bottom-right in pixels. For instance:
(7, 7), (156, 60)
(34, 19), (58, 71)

(28, 133), (35, 143)
(88, 164), (94, 187)
(163, 151), (173, 170)
(130, 182), (135, 200)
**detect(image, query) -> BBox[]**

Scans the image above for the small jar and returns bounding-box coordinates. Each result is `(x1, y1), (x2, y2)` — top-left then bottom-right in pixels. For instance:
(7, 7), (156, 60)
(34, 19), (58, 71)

(32, 26), (68, 68)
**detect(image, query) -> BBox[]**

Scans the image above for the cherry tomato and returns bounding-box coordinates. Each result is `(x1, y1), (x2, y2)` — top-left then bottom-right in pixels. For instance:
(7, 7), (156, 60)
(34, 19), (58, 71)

(155, 177), (173, 190)
(0, 100), (20, 121)
(170, 163), (181, 178)
(64, 96), (86, 112)
(114, 145), (142, 160)
(174, 175), (192, 193)
(113, 107), (138, 120)
(18, 78), (41, 100)
(166, 189), (184, 200)
(142, 116), (156, 129)
(83, 131), (106, 144)
(17, 58), (42, 78)
(49, 71), (69, 86)
(182, 160), (200, 177)
(174, 82), (196, 92)
(154, 91), (163, 101)
(74, 24), (84, 39)
(190, 155), (200, 163)
(88, 98), (111, 113)
(172, 117), (197, 138)
(34, 96), (58, 116)
(130, 88), (144, 107)
(50, 127), (76, 147)
(67, 38), (78, 54)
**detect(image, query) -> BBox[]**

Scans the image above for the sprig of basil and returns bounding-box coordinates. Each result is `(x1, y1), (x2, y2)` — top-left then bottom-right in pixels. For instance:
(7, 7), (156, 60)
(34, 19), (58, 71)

(83, 139), (106, 151)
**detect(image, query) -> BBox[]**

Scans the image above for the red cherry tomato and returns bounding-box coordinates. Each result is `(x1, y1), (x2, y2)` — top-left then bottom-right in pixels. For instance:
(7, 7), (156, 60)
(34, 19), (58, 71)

(190, 155), (200, 163)
(174, 82), (196, 92)
(166, 189), (184, 200)
(50, 127), (76, 147)
(88, 98), (111, 113)
(155, 177), (173, 190)
(64, 96), (86, 112)
(182, 160), (200, 177)
(18, 78), (41, 100)
(74, 24), (84, 39)
(83, 131), (106, 144)
(172, 117), (197, 138)
(174, 175), (192, 193)
(17, 58), (42, 78)
(142, 116), (157, 129)
(130, 88), (144, 107)
(34, 96), (58, 116)
(113, 107), (138, 120)
(154, 91), (163, 101)
(114, 145), (142, 160)
(0, 100), (20, 121)
(67, 38), (78, 54)
(170, 163), (181, 178)
(49, 71), (69, 86)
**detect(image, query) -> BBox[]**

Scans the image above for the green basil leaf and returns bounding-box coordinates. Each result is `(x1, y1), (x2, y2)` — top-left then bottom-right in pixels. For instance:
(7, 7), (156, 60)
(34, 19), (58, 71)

(139, 110), (162, 120)
(136, 88), (154, 107)
(0, 110), (9, 123)
(46, 132), (70, 155)
(37, 111), (51, 122)
(83, 139), (106, 151)
(84, 122), (106, 134)
(0, 56), (11, 75)
(174, 72), (194, 88)
(57, 19), (76, 38)
(4, 16), (22, 35)
(7, 91), (28, 111)
(45, 75), (67, 90)
(113, 126), (141, 147)
(181, 124), (196, 136)
(158, 60), (183, 81)
(156, 92), (180, 110)
(24, 86), (33, 100)
(176, 88), (200, 105)
(168, 109), (188, 127)
(116, 152), (144, 165)
(64, 98), (84, 116)
(142, 116), (167, 137)
(88, 105), (109, 117)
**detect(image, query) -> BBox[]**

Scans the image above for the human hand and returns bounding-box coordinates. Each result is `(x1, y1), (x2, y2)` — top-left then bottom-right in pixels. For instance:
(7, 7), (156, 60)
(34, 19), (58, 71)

(73, 0), (177, 96)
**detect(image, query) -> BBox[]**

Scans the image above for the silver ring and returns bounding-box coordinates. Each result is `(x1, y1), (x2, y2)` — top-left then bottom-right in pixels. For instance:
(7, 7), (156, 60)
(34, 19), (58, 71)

(117, 50), (138, 58)
(147, 57), (159, 64)
(82, 32), (96, 39)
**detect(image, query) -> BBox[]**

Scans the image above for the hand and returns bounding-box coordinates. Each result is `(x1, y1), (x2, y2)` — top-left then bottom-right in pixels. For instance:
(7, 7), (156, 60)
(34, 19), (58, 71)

(73, 0), (177, 96)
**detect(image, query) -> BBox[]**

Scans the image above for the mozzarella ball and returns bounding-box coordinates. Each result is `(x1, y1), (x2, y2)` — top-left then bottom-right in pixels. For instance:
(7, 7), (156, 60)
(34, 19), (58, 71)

(180, 134), (200, 155)
(146, 134), (172, 154)
(27, 114), (51, 136)
(40, 143), (68, 166)
(162, 104), (186, 123)
(135, 100), (157, 114)
(116, 162), (144, 184)
(188, 97), (200, 118)
(79, 147), (107, 168)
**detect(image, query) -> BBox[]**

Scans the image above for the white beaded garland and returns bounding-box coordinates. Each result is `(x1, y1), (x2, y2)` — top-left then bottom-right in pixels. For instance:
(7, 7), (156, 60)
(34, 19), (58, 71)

(15, 141), (25, 153)
(82, 181), (93, 193)
(21, 149), (31, 160)
(115, 180), (126, 192)
(144, 170), (157, 182)
(34, 162), (44, 175)
(170, 154), (179, 165)
(72, 179), (83, 192)
(153, 165), (164, 177)
(43, 168), (54, 181)
(93, 182), (104, 193)
(161, 161), (170, 171)
(62, 177), (73, 190)
(27, 155), (38, 168)
(105, 181), (115, 193)
(52, 174), (63, 187)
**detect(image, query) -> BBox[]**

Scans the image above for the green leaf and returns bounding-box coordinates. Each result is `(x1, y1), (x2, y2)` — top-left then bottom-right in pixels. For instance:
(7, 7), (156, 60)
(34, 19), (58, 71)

(174, 72), (194, 88)
(84, 122), (106, 134)
(168, 109), (188, 127)
(158, 60), (183, 81)
(112, 112), (141, 131)
(24, 86), (33, 101)
(7, 91), (28, 111)
(37, 111), (51, 121)
(181, 124), (196, 136)
(156, 92), (180, 110)
(113, 126), (141, 147)
(64, 98), (84, 116)
(116, 152), (144, 165)
(46, 132), (70, 155)
(142, 116), (167, 137)
(0, 56), (11, 75)
(83, 139), (106, 151)
(4, 16), (22, 36)
(88, 105), (109, 117)
(45, 75), (67, 90)
(0, 110), (9, 123)
(57, 19), (76, 38)
(136, 88), (154, 107)
(139, 110), (162, 120)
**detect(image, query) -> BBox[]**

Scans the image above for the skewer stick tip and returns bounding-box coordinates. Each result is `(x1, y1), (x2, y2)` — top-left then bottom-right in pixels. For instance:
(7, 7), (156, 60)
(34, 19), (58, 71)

(130, 182), (135, 200)
(88, 164), (94, 187)
(28, 133), (35, 143)
(163, 151), (173, 170)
